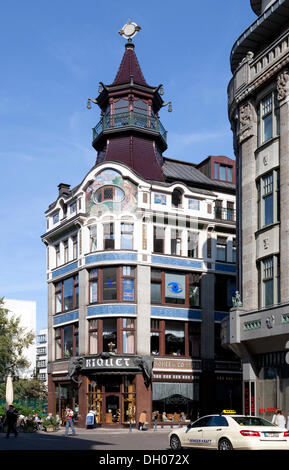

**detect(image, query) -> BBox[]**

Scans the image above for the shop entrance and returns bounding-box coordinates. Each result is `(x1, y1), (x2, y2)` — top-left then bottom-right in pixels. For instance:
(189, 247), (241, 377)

(105, 394), (121, 424)
(87, 375), (136, 427)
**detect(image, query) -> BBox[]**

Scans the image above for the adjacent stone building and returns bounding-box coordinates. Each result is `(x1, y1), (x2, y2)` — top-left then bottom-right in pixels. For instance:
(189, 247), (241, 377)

(225, 0), (289, 418)
(42, 28), (241, 428)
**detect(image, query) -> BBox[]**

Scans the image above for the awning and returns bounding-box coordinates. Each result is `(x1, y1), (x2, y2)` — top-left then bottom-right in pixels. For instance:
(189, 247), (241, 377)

(152, 382), (198, 401)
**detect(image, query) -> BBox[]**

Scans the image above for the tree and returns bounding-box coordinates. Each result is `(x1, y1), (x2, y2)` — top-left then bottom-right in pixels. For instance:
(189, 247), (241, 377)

(0, 379), (47, 400)
(0, 297), (35, 381)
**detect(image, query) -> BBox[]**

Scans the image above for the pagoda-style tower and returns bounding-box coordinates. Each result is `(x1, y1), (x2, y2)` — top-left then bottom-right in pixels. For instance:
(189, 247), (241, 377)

(88, 23), (169, 182)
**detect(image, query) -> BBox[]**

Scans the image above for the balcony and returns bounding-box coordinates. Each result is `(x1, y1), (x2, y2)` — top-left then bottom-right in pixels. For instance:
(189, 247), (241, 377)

(214, 207), (236, 222)
(92, 112), (167, 145)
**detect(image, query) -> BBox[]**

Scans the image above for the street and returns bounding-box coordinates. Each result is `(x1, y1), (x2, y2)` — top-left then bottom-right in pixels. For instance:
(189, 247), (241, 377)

(0, 427), (171, 451)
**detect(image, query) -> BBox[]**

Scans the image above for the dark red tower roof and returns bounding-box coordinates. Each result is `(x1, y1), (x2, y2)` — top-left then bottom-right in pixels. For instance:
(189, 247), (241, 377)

(92, 41), (167, 182)
(112, 42), (149, 87)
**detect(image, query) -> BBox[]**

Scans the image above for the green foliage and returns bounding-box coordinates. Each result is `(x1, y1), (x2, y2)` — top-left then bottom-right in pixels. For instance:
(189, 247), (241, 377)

(0, 403), (43, 418)
(0, 379), (47, 401)
(0, 297), (35, 380)
(43, 416), (58, 428)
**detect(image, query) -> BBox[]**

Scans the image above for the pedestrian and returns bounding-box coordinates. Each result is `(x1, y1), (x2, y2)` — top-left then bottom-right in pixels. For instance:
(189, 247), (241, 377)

(64, 406), (76, 436)
(152, 411), (158, 431)
(4, 405), (18, 438)
(272, 409), (286, 428)
(138, 410), (147, 430)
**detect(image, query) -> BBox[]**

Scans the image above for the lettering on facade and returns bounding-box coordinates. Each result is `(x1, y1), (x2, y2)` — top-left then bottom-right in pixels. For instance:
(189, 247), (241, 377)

(84, 357), (132, 369)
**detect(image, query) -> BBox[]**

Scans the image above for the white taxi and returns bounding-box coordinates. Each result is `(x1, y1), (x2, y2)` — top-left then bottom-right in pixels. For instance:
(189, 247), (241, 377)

(169, 411), (289, 450)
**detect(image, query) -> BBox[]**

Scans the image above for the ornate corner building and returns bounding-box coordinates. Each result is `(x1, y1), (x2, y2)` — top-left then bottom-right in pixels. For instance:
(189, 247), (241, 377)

(42, 28), (241, 428)
(226, 0), (289, 418)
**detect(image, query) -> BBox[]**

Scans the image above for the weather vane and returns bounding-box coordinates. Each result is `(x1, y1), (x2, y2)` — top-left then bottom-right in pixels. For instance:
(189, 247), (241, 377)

(119, 20), (141, 41)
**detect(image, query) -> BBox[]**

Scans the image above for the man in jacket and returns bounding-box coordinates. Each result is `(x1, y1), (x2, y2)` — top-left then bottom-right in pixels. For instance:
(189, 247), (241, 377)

(5, 405), (18, 438)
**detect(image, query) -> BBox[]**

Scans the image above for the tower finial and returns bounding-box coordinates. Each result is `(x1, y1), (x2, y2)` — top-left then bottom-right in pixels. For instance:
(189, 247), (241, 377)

(118, 21), (141, 42)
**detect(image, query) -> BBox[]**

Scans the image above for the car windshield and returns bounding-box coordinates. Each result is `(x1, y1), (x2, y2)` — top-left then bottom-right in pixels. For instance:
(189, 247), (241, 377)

(232, 417), (274, 427)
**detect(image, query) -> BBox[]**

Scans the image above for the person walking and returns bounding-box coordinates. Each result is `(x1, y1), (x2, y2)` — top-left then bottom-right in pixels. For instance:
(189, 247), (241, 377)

(64, 406), (76, 437)
(138, 410), (147, 430)
(152, 411), (159, 431)
(4, 405), (18, 438)
(272, 409), (286, 428)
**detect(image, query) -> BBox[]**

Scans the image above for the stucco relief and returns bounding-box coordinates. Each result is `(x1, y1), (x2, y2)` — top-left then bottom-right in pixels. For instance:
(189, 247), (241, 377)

(277, 69), (289, 101)
(238, 101), (256, 143)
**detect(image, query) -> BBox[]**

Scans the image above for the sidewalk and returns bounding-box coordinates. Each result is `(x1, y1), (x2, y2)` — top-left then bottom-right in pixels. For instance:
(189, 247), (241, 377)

(38, 426), (173, 435)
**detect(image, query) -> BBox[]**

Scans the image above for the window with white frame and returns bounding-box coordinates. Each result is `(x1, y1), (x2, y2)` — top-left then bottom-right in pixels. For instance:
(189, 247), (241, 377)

(171, 229), (182, 255)
(188, 232), (198, 258)
(55, 244), (60, 267)
(216, 237), (227, 262)
(70, 201), (77, 214)
(72, 235), (78, 259)
(257, 92), (279, 146)
(258, 255), (280, 308)
(103, 222), (114, 250)
(121, 223), (134, 250)
(63, 239), (69, 264)
(89, 225), (97, 252)
(257, 170), (279, 229)
(53, 212), (59, 224)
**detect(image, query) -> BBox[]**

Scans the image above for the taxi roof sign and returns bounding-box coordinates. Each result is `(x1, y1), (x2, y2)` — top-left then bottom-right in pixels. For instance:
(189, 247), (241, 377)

(221, 410), (237, 415)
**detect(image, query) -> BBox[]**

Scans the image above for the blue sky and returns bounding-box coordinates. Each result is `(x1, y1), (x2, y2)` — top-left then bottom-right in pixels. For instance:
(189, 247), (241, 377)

(0, 1), (256, 333)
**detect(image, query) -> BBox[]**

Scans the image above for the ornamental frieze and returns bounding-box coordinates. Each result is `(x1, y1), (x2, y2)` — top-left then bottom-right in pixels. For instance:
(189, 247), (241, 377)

(238, 101), (256, 143)
(277, 69), (289, 101)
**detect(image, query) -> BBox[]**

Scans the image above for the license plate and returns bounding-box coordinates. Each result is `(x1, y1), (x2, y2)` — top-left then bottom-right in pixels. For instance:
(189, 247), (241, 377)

(263, 432), (279, 437)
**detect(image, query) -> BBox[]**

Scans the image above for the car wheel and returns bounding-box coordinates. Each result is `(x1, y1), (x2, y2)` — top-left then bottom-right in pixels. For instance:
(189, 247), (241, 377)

(218, 438), (233, 450)
(170, 434), (182, 450)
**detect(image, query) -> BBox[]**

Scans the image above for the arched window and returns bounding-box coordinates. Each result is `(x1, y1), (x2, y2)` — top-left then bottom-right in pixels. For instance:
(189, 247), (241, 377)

(172, 189), (183, 208)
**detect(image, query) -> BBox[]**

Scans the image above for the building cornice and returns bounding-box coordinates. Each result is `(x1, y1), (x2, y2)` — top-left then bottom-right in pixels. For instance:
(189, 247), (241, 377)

(230, 0), (289, 73)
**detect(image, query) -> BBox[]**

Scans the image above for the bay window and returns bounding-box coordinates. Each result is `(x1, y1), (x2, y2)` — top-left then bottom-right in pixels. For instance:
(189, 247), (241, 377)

(102, 267), (117, 301)
(54, 323), (78, 359)
(122, 318), (135, 354)
(88, 317), (136, 354)
(89, 266), (135, 303)
(89, 319), (98, 354)
(150, 319), (201, 357)
(151, 269), (201, 307)
(55, 275), (79, 313)
(165, 321), (185, 356)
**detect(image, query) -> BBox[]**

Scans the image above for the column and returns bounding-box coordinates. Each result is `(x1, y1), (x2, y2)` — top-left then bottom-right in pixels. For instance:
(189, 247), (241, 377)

(278, 69), (289, 302)
(78, 268), (88, 356)
(238, 100), (258, 310)
(136, 265), (151, 355)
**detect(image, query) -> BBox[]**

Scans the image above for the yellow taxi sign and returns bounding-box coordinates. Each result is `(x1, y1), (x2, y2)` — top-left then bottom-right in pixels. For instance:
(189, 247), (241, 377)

(222, 410), (237, 414)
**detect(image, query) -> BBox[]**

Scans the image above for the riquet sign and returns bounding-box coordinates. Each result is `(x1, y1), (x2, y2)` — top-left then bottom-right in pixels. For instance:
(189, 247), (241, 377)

(83, 356), (137, 370)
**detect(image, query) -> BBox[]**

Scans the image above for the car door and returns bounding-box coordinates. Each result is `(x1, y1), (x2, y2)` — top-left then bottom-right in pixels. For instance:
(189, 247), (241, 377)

(201, 416), (229, 449)
(183, 417), (212, 448)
